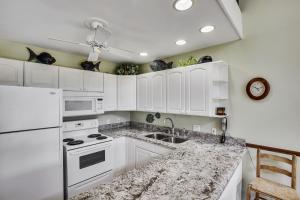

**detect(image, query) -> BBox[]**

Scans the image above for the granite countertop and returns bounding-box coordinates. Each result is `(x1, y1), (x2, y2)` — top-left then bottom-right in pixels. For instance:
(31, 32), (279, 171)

(71, 128), (246, 200)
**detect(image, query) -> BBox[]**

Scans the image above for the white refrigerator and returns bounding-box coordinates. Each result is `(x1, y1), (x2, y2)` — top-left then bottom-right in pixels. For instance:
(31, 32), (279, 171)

(0, 86), (63, 200)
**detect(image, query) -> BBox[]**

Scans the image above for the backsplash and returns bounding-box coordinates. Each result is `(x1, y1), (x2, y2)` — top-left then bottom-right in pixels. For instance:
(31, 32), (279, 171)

(98, 121), (243, 146)
(131, 112), (222, 134)
(97, 111), (130, 125)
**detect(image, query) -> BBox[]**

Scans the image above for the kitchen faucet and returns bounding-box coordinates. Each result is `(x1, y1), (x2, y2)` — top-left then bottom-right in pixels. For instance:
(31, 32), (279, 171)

(164, 117), (175, 136)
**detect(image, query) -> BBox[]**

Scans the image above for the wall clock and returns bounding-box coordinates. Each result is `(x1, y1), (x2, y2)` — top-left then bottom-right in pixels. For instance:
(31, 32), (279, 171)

(246, 77), (270, 100)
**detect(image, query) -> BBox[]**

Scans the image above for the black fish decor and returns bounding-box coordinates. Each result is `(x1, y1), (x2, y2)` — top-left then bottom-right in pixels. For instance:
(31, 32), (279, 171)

(146, 114), (155, 123)
(198, 55), (212, 64)
(26, 47), (56, 65)
(150, 60), (173, 71)
(80, 61), (101, 72)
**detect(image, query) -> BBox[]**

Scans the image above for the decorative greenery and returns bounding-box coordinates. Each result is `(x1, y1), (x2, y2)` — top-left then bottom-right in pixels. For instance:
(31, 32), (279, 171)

(177, 56), (198, 67)
(115, 63), (139, 75)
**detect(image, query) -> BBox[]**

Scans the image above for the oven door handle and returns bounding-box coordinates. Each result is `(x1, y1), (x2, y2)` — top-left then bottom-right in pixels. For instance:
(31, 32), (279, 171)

(68, 144), (112, 156)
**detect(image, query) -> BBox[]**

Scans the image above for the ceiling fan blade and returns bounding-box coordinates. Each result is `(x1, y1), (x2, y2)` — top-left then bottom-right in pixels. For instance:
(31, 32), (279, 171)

(103, 46), (137, 58)
(48, 37), (89, 47)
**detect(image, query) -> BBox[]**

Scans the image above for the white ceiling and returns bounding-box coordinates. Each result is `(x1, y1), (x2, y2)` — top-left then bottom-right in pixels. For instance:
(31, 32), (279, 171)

(0, 0), (240, 63)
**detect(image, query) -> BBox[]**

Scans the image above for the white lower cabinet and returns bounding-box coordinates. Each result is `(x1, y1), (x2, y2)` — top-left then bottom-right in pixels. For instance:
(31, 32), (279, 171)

(219, 161), (242, 200)
(127, 138), (171, 170)
(134, 145), (159, 169)
(112, 137), (171, 176)
(24, 62), (59, 88)
(0, 58), (23, 86)
(112, 137), (128, 176)
(104, 74), (117, 111)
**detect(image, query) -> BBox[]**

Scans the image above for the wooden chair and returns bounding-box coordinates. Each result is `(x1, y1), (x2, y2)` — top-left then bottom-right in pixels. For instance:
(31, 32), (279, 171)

(246, 144), (300, 200)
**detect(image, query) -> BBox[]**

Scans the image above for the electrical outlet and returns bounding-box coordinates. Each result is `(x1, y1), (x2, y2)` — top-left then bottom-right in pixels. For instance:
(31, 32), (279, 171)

(192, 125), (201, 132)
(212, 128), (217, 135)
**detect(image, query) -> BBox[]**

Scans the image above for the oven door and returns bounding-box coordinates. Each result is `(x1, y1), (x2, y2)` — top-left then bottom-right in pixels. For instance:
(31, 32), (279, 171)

(66, 142), (112, 186)
(63, 97), (96, 117)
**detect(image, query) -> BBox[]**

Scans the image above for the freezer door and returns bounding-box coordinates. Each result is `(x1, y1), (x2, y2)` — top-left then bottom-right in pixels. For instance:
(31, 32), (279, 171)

(0, 128), (63, 200)
(0, 86), (62, 132)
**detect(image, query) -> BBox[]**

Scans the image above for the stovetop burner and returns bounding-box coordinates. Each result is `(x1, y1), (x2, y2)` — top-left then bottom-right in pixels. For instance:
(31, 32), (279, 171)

(63, 138), (74, 143)
(87, 134), (101, 138)
(67, 140), (84, 146)
(96, 136), (108, 140)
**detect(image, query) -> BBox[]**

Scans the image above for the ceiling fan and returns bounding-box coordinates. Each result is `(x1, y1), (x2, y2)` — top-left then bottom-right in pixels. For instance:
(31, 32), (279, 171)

(49, 18), (136, 62)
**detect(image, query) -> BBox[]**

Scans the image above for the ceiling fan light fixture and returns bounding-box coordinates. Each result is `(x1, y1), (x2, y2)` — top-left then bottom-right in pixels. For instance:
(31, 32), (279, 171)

(174, 0), (193, 11)
(176, 39), (186, 45)
(139, 52), (148, 56)
(88, 51), (99, 62)
(200, 25), (215, 33)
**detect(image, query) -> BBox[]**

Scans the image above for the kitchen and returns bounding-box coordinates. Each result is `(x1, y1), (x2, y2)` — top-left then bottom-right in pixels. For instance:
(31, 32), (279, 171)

(0, 0), (299, 200)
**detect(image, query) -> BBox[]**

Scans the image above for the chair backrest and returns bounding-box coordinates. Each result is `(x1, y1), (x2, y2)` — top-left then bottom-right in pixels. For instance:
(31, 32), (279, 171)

(256, 148), (297, 189)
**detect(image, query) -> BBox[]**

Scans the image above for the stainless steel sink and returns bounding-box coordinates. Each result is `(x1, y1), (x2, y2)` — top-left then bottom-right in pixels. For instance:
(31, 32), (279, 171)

(145, 133), (170, 140)
(161, 137), (188, 144)
(145, 133), (188, 144)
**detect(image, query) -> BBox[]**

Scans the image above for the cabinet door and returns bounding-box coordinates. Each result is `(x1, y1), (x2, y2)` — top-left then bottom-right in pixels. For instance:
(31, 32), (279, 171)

(117, 76), (136, 111)
(166, 68), (185, 114)
(152, 71), (166, 112)
(137, 74), (152, 111)
(104, 74), (117, 111)
(0, 58), (23, 86)
(59, 67), (83, 91)
(132, 138), (171, 169)
(83, 71), (104, 92)
(112, 137), (127, 176)
(186, 65), (209, 116)
(24, 62), (59, 88)
(135, 146), (158, 169)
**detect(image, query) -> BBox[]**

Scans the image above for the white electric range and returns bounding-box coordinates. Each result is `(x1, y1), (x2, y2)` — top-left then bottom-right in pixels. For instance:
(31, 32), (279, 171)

(63, 119), (113, 199)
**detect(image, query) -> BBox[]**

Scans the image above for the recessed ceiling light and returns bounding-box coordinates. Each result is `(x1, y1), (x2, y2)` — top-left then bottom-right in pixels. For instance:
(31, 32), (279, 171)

(200, 25), (215, 33)
(174, 0), (193, 11)
(139, 52), (148, 56)
(176, 39), (186, 46)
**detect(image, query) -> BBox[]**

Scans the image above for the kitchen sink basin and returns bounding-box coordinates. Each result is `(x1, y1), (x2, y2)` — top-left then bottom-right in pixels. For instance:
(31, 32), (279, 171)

(145, 133), (170, 140)
(162, 137), (188, 144)
(145, 133), (188, 144)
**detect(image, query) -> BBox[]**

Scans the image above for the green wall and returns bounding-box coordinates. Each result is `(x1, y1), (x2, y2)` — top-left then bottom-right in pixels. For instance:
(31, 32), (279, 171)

(0, 39), (117, 73)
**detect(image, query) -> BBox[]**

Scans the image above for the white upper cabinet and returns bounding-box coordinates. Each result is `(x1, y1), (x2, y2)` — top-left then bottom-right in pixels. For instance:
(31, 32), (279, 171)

(24, 62), (59, 88)
(83, 71), (104, 92)
(137, 71), (166, 112)
(117, 75), (136, 111)
(185, 64), (209, 116)
(104, 73), (117, 111)
(137, 73), (152, 111)
(151, 71), (166, 113)
(166, 68), (185, 114)
(59, 67), (84, 91)
(59, 67), (104, 92)
(0, 58), (23, 86)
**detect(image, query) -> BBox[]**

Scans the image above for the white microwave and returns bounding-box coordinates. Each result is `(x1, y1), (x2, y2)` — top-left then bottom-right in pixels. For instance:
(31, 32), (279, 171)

(63, 92), (104, 117)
